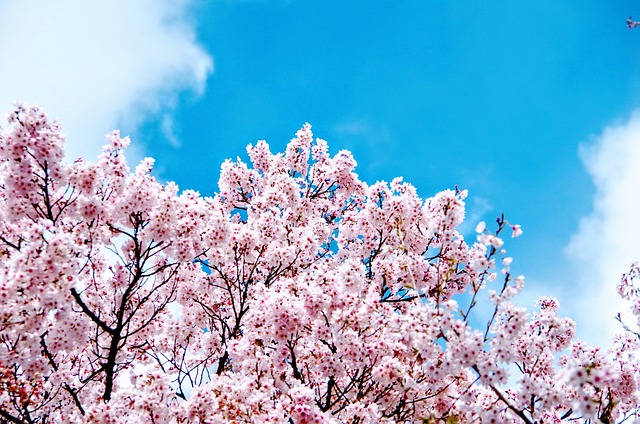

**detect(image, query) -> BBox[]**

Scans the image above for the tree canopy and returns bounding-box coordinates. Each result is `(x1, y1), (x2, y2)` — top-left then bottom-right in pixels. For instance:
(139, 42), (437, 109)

(0, 104), (638, 423)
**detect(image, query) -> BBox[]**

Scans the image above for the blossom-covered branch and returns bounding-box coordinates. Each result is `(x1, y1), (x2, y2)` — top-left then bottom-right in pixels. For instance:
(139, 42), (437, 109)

(0, 105), (638, 423)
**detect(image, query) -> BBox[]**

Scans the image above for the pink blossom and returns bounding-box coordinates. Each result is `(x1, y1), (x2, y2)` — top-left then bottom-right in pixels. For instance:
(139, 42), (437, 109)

(512, 224), (523, 238)
(0, 105), (639, 423)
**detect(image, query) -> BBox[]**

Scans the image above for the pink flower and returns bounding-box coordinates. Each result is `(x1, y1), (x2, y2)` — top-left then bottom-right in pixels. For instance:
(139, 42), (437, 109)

(0, 104), (637, 424)
(511, 224), (523, 238)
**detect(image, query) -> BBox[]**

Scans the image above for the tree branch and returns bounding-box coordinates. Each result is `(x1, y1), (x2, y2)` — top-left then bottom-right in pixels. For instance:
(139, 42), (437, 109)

(70, 288), (113, 335)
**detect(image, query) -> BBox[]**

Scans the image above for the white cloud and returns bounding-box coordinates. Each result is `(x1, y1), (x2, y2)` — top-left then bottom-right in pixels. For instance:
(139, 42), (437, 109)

(0, 0), (212, 162)
(161, 114), (181, 148)
(457, 195), (492, 236)
(565, 111), (640, 348)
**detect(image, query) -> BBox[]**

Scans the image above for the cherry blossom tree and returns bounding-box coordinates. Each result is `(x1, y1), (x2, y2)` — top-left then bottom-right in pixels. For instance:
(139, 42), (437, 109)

(0, 104), (639, 423)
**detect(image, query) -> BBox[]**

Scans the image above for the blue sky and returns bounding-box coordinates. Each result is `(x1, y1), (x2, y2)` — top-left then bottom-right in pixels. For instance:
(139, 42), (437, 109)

(2, 1), (640, 347)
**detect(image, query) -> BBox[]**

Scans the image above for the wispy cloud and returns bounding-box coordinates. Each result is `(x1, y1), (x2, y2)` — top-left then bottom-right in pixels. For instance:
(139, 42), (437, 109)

(0, 0), (213, 162)
(565, 111), (640, 347)
(161, 114), (181, 148)
(457, 195), (493, 237)
(332, 119), (397, 176)
(333, 119), (398, 148)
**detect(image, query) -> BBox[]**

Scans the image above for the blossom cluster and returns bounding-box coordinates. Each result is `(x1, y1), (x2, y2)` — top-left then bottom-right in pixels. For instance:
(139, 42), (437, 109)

(0, 105), (639, 423)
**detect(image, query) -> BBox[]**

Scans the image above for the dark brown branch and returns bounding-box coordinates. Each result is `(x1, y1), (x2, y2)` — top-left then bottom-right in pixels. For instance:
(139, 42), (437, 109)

(287, 340), (303, 382)
(472, 365), (533, 424)
(70, 288), (113, 335)
(321, 376), (335, 412)
(0, 408), (24, 424)
(216, 351), (229, 375)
